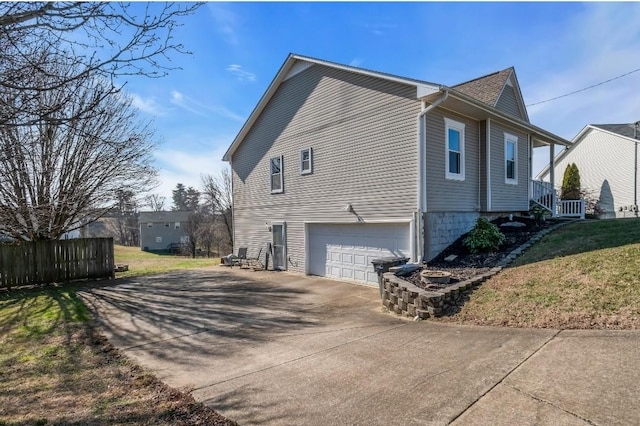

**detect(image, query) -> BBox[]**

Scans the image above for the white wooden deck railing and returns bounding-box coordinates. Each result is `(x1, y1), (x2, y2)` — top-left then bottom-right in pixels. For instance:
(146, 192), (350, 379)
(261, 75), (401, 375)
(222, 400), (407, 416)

(530, 179), (585, 219)
(531, 179), (555, 212)
(558, 199), (586, 219)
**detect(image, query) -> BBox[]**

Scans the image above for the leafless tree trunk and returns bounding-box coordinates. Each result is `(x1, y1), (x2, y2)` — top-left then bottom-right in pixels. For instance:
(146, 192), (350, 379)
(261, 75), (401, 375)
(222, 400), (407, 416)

(0, 61), (157, 241)
(201, 169), (233, 249)
(0, 2), (201, 127)
(144, 193), (166, 211)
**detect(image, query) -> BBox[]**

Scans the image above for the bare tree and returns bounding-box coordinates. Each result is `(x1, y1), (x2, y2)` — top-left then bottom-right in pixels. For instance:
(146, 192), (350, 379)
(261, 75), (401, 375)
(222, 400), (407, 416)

(182, 210), (204, 258)
(0, 2), (201, 126)
(201, 169), (233, 249)
(113, 189), (139, 246)
(0, 63), (157, 240)
(144, 193), (166, 211)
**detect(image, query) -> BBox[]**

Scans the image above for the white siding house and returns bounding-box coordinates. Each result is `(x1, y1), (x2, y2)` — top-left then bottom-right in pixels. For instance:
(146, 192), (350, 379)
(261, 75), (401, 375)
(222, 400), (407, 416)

(538, 124), (640, 219)
(224, 54), (570, 285)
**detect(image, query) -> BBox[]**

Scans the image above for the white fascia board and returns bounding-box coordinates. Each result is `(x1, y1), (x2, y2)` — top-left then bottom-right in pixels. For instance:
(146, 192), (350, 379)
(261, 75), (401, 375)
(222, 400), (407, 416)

(222, 55), (298, 162)
(417, 85), (441, 99)
(536, 125), (593, 179)
(223, 54), (441, 161)
(291, 55), (440, 92)
(446, 89), (570, 147)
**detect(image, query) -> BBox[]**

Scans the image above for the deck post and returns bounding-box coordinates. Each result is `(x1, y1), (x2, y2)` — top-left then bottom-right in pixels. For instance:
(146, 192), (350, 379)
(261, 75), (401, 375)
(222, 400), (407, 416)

(549, 143), (557, 217)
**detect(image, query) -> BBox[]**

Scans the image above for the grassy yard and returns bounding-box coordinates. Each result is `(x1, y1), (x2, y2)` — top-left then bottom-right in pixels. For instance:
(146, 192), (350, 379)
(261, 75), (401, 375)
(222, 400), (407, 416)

(115, 245), (220, 278)
(439, 218), (640, 329)
(0, 285), (234, 425)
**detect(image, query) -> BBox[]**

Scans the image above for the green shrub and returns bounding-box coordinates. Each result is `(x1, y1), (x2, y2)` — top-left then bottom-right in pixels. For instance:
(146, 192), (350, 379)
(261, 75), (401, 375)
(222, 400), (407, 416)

(463, 218), (506, 254)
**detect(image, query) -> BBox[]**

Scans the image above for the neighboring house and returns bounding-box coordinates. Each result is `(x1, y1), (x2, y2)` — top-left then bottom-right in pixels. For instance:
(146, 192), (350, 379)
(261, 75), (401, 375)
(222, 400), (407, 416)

(139, 211), (191, 251)
(222, 53), (570, 285)
(538, 123), (640, 219)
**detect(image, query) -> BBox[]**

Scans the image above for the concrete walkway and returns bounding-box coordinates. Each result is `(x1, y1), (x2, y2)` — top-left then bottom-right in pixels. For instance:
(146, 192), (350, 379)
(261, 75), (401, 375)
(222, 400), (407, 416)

(81, 268), (640, 425)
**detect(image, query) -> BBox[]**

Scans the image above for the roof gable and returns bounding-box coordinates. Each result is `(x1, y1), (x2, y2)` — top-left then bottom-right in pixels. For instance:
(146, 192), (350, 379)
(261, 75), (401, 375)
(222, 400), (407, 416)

(222, 54), (441, 161)
(454, 67), (530, 122)
(453, 68), (511, 106)
(224, 55), (569, 162)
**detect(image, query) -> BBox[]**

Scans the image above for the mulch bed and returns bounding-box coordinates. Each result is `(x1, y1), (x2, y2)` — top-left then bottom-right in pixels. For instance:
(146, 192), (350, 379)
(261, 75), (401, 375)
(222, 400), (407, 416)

(404, 216), (559, 292)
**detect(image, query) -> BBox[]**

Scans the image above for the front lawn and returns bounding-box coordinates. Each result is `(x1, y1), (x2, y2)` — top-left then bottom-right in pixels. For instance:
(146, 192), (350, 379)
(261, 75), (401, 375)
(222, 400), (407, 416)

(0, 286), (235, 425)
(438, 219), (640, 329)
(115, 245), (220, 278)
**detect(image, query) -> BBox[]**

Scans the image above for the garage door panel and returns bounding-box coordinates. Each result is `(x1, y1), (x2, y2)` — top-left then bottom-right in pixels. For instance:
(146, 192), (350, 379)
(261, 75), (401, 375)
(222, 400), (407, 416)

(308, 223), (411, 285)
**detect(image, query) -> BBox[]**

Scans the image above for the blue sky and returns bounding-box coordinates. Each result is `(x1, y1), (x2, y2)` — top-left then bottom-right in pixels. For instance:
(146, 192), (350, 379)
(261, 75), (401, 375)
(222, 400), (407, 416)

(124, 2), (640, 204)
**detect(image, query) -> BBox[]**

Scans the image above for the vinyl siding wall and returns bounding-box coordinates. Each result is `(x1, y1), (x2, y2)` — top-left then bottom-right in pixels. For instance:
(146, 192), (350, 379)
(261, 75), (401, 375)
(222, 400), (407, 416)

(139, 223), (187, 251)
(495, 84), (525, 120)
(479, 120), (488, 211)
(546, 129), (640, 218)
(231, 64), (420, 274)
(424, 108), (480, 212)
(489, 122), (530, 212)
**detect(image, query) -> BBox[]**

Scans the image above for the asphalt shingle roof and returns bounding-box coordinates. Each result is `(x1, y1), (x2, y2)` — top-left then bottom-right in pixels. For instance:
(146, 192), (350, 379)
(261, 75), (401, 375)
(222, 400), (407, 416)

(453, 68), (513, 106)
(592, 123), (640, 140)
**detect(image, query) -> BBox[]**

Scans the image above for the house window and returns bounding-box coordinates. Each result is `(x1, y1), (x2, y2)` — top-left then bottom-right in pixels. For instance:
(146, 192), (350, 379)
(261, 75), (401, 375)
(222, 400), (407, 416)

(147, 223), (153, 228)
(175, 222), (180, 229)
(444, 118), (465, 181)
(300, 148), (313, 175)
(505, 133), (518, 184)
(156, 236), (162, 243)
(165, 223), (170, 227)
(270, 155), (283, 193)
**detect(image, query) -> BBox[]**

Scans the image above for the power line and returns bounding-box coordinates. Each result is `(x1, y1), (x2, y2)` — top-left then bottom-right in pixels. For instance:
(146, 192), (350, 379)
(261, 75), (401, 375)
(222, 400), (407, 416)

(526, 67), (640, 107)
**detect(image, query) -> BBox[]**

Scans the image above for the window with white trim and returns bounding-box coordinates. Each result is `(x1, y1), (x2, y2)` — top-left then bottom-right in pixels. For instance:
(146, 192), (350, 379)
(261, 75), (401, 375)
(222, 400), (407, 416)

(300, 147), (312, 175)
(444, 118), (465, 181)
(504, 133), (517, 184)
(270, 155), (283, 193)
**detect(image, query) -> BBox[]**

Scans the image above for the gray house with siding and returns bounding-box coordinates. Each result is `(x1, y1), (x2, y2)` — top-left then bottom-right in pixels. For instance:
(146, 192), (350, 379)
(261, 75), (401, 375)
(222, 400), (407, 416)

(538, 123), (640, 219)
(223, 54), (570, 285)
(139, 211), (191, 251)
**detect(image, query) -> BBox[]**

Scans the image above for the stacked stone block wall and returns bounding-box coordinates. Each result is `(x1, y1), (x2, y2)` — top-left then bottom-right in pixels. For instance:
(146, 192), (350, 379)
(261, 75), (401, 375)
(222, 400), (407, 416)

(383, 220), (572, 319)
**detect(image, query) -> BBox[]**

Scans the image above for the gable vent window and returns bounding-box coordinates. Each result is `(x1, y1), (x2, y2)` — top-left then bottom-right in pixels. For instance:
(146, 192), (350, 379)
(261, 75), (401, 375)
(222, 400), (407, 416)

(444, 117), (465, 181)
(270, 155), (284, 194)
(505, 133), (518, 184)
(300, 147), (313, 175)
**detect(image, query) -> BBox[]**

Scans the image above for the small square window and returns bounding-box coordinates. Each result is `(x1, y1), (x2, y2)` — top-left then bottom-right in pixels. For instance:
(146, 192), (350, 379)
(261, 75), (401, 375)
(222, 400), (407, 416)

(270, 155), (283, 193)
(175, 222), (180, 229)
(300, 148), (313, 175)
(147, 223), (153, 228)
(155, 236), (162, 243)
(165, 223), (170, 227)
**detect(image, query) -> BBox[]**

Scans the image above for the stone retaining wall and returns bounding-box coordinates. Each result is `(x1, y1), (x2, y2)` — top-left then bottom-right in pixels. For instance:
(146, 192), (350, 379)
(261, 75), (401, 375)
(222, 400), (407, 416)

(382, 220), (572, 319)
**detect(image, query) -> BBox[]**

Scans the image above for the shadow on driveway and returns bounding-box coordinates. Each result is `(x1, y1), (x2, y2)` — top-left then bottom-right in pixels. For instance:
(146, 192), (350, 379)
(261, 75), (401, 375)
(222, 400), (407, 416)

(80, 270), (320, 363)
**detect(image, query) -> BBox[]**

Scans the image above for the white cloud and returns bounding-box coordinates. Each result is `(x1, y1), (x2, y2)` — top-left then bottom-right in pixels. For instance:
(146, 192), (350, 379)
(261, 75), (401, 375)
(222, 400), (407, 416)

(363, 23), (396, 36)
(169, 90), (244, 121)
(151, 146), (230, 208)
(525, 3), (640, 175)
(349, 58), (363, 67)
(226, 64), (256, 82)
(208, 3), (240, 46)
(130, 94), (166, 116)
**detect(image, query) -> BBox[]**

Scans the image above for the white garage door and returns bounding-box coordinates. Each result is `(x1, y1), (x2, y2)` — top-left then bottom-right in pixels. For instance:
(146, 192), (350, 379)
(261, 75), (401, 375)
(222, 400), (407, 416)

(308, 223), (411, 285)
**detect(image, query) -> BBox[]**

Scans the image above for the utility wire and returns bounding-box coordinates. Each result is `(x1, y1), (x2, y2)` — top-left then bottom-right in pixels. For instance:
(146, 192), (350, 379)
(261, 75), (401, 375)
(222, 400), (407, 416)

(526, 67), (640, 107)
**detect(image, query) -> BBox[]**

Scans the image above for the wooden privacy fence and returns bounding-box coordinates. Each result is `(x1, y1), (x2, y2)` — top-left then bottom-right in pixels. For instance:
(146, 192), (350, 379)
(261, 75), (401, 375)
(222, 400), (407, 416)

(0, 238), (115, 289)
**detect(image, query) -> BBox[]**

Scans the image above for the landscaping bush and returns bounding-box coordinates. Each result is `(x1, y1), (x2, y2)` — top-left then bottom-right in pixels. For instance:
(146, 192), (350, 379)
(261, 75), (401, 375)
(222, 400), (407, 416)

(463, 218), (506, 254)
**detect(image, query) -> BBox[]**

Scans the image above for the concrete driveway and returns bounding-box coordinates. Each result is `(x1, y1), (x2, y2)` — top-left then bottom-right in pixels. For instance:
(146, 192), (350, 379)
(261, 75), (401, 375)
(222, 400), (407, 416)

(81, 268), (640, 425)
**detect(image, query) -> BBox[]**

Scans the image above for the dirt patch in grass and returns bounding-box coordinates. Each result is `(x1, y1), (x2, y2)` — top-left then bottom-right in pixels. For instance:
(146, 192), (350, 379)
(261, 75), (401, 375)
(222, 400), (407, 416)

(0, 287), (236, 425)
(434, 219), (640, 329)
